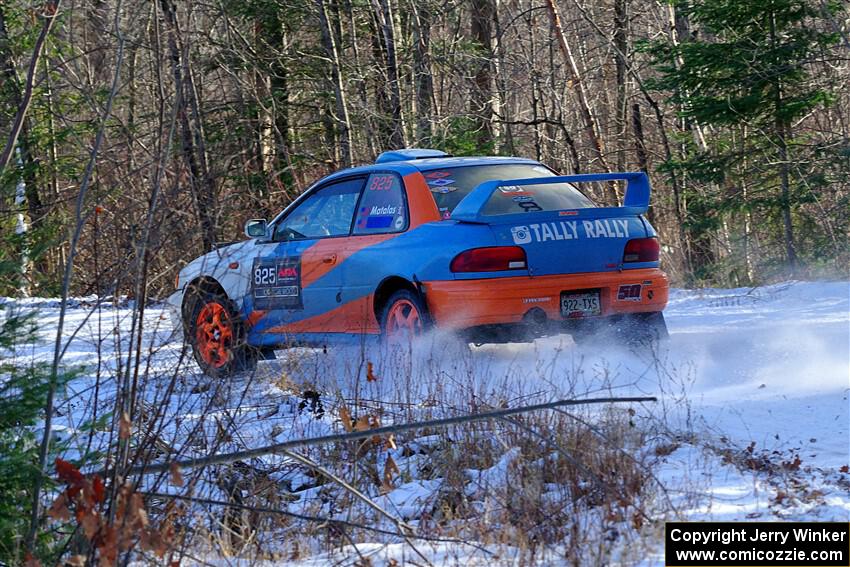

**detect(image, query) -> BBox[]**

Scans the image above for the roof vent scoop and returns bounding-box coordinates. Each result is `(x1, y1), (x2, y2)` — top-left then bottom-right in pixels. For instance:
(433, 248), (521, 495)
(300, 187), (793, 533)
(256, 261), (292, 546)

(375, 148), (450, 164)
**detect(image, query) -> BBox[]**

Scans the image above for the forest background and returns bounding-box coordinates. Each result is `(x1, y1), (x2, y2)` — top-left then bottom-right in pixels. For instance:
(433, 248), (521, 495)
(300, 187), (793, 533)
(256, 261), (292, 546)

(0, 0), (848, 296)
(0, 1), (848, 564)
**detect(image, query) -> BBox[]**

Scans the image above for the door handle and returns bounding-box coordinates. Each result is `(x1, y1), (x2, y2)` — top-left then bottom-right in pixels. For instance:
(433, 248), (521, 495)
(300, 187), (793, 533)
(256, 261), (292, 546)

(322, 254), (337, 264)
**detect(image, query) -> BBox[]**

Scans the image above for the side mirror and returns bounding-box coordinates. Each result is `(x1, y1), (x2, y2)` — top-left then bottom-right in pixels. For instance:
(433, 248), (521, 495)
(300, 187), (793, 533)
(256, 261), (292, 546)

(244, 218), (268, 239)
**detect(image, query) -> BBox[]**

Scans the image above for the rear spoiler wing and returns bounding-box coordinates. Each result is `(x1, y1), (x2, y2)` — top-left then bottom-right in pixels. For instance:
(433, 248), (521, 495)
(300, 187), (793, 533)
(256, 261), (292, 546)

(451, 172), (651, 223)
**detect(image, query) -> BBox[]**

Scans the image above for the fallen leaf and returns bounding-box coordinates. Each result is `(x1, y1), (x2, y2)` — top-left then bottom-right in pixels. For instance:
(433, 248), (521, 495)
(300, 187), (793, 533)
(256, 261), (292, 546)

(384, 434), (397, 451)
(354, 415), (371, 432)
(55, 458), (84, 485)
(382, 455), (400, 492)
(98, 525), (118, 566)
(48, 492), (71, 521)
(129, 493), (149, 528)
(91, 475), (105, 504)
(339, 405), (353, 432)
(169, 462), (184, 487)
(119, 412), (132, 440)
(81, 509), (101, 539)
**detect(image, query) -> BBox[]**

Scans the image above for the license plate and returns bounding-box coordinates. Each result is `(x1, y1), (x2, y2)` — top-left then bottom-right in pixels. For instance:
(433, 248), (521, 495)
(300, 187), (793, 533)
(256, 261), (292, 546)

(561, 291), (601, 318)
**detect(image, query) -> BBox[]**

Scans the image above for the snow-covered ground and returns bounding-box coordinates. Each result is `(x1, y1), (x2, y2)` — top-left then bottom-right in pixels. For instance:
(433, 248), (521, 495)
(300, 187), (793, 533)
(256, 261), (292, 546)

(2, 280), (848, 565)
(659, 282), (849, 519)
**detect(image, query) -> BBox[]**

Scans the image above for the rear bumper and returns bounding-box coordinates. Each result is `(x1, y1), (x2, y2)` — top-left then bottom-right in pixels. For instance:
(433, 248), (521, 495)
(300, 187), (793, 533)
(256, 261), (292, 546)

(422, 268), (668, 330)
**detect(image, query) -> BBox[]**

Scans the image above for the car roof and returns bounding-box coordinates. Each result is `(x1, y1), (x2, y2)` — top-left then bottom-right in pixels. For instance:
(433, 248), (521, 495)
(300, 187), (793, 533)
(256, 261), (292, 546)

(393, 155), (540, 171)
(320, 155), (542, 183)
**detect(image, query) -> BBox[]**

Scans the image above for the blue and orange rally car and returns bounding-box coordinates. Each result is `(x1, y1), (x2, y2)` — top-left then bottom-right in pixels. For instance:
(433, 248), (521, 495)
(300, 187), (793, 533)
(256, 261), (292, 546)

(168, 149), (669, 377)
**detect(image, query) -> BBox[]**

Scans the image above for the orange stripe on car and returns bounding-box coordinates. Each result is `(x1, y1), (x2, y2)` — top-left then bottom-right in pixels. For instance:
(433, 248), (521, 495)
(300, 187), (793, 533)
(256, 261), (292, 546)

(300, 235), (394, 289)
(246, 309), (267, 328)
(264, 294), (381, 335)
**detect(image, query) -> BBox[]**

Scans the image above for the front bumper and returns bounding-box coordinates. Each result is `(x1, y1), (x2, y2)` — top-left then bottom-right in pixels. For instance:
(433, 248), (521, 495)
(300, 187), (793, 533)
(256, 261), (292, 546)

(165, 290), (184, 335)
(422, 268), (668, 330)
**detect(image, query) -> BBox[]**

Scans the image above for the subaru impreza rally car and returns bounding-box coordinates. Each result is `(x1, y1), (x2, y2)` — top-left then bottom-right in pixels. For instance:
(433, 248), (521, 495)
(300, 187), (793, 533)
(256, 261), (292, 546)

(168, 149), (669, 377)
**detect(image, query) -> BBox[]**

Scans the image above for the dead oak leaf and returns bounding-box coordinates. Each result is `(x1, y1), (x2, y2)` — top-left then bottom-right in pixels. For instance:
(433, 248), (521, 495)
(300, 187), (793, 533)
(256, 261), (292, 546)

(169, 462), (184, 487)
(339, 405), (354, 432)
(119, 412), (132, 440)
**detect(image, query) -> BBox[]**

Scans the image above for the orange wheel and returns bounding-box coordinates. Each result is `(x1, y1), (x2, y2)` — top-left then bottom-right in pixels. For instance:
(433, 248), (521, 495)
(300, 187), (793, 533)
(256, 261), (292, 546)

(195, 302), (234, 368)
(386, 299), (423, 338)
(380, 290), (429, 344)
(187, 292), (257, 377)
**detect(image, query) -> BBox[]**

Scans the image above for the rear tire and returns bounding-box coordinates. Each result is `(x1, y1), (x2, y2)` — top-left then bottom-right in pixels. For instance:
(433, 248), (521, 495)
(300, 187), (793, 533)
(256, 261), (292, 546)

(379, 289), (430, 345)
(188, 291), (257, 378)
(572, 312), (668, 348)
(616, 311), (668, 346)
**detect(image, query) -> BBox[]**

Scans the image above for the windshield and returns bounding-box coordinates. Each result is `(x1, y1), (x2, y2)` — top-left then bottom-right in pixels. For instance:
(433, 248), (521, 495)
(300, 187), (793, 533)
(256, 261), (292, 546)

(424, 163), (596, 218)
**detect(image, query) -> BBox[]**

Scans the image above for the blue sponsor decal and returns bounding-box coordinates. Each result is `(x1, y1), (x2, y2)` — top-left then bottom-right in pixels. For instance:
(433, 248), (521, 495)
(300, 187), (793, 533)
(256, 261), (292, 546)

(366, 215), (394, 229)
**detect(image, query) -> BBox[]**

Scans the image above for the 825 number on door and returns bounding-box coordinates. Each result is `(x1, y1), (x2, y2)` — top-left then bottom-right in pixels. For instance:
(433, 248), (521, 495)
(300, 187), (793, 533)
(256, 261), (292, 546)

(254, 266), (276, 286)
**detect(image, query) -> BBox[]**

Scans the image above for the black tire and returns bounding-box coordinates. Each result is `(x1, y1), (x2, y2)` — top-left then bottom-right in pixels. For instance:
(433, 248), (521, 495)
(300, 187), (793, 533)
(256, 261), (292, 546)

(378, 289), (431, 343)
(187, 291), (257, 378)
(572, 312), (668, 348)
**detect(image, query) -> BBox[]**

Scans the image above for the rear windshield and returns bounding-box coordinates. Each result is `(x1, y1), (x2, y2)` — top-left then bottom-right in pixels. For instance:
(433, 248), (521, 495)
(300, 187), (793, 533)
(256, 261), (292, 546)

(424, 164), (595, 218)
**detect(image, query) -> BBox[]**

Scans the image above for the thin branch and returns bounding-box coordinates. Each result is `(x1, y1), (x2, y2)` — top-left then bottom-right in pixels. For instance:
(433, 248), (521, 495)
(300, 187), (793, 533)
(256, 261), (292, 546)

(104, 396), (656, 477)
(0, 1), (62, 175)
(25, 0), (125, 551)
(281, 449), (415, 535)
(141, 491), (492, 553)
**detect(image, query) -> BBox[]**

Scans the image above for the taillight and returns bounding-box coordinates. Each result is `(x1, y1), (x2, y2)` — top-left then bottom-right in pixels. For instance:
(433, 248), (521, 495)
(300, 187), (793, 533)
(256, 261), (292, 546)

(450, 246), (528, 273)
(623, 238), (660, 263)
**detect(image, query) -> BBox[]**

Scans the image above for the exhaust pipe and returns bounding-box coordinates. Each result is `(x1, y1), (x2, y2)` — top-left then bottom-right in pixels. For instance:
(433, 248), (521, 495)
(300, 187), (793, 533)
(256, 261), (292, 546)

(522, 307), (549, 338)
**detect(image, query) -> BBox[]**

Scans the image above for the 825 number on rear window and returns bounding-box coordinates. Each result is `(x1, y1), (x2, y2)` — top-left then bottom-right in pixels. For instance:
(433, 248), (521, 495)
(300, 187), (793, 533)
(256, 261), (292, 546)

(254, 266), (276, 286)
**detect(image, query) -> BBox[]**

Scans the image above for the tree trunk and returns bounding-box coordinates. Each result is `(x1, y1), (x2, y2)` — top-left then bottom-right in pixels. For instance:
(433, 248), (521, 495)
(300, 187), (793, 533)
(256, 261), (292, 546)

(544, 0), (615, 202)
(0, 0), (63, 177)
(769, 9), (797, 272)
(613, 0), (629, 173)
(344, 0), (378, 157)
(412, 2), (433, 144)
(470, 0), (495, 151)
(159, 0), (217, 251)
(372, 0), (406, 149)
(1, 2), (48, 285)
(669, 1), (712, 279)
(631, 102), (655, 225)
(260, 12), (293, 190)
(317, 0), (353, 167)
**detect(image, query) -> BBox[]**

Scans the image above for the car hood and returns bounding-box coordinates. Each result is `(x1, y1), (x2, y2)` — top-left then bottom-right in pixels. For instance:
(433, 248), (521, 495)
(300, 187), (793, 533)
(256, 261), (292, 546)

(179, 239), (260, 283)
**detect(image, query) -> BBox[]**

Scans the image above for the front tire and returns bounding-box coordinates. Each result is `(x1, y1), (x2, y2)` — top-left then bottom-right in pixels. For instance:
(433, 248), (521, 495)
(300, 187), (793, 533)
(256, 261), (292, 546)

(188, 292), (257, 378)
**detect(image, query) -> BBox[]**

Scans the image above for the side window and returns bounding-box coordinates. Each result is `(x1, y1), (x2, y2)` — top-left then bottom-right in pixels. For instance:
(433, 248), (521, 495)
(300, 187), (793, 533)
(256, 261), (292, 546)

(273, 177), (364, 241)
(353, 173), (408, 235)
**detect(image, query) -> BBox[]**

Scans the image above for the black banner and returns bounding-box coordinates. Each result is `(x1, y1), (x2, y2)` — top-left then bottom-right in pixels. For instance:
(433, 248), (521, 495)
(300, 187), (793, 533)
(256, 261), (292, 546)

(665, 522), (849, 566)
(252, 257), (303, 310)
